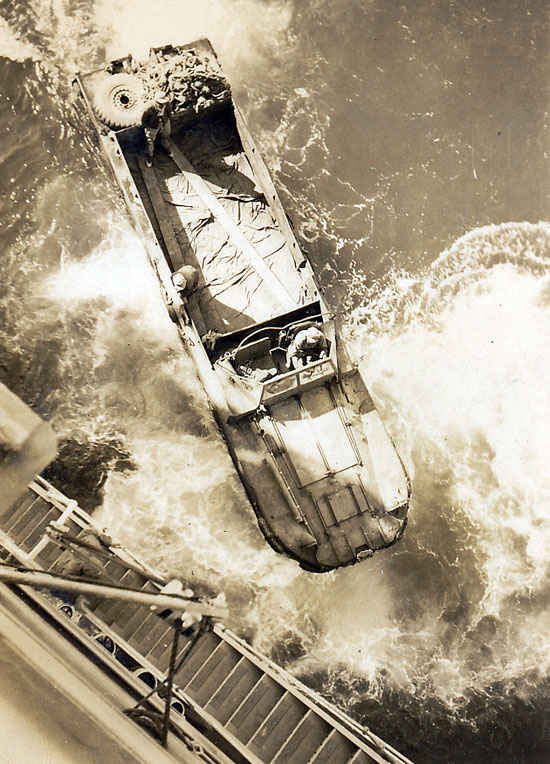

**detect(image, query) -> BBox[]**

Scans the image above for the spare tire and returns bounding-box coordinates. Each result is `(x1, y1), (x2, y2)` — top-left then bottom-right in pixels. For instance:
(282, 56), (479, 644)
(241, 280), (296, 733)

(92, 73), (146, 129)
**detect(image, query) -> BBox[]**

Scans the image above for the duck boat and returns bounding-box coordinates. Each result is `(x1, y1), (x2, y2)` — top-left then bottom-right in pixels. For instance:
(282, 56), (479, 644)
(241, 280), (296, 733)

(73, 40), (410, 572)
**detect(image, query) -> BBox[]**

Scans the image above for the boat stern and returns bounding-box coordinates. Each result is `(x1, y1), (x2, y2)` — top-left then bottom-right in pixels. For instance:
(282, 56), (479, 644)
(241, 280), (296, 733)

(224, 365), (410, 572)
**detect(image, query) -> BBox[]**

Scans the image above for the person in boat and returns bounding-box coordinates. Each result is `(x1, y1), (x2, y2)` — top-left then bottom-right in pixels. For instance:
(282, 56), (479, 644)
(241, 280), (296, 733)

(287, 326), (327, 369)
(142, 90), (171, 167)
(172, 265), (199, 298)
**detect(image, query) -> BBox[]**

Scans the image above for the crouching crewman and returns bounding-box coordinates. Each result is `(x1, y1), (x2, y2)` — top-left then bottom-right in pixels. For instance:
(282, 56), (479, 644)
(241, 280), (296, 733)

(287, 326), (327, 369)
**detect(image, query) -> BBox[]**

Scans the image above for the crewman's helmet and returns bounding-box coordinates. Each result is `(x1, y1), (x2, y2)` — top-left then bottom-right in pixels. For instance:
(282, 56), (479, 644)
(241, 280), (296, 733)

(303, 326), (324, 347)
(172, 272), (187, 289)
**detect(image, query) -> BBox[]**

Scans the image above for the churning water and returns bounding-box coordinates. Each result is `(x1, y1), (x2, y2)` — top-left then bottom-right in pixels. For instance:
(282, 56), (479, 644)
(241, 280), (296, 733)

(1, 2), (550, 761)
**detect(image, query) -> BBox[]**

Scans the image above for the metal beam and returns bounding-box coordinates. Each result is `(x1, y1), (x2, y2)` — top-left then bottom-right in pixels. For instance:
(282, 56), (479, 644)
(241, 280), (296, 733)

(0, 567), (226, 618)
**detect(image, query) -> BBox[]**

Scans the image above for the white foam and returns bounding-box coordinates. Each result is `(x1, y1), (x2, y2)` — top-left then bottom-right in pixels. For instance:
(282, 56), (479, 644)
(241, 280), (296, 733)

(91, 0), (293, 80)
(32, 90), (550, 705)
(0, 16), (37, 61)
(333, 222), (550, 699)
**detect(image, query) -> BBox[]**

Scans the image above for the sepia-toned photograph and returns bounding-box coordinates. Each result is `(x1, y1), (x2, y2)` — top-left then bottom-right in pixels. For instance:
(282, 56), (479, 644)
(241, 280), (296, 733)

(0, 1), (548, 762)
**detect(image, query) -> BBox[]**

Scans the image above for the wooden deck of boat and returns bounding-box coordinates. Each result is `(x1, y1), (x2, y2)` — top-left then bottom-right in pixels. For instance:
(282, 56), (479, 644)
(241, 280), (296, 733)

(0, 478), (412, 764)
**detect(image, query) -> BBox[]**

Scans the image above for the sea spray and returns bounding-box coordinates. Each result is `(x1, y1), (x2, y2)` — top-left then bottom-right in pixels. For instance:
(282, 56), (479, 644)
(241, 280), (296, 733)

(91, 0), (293, 78)
(29, 188), (550, 760)
(326, 223), (550, 701)
(5, 44), (550, 718)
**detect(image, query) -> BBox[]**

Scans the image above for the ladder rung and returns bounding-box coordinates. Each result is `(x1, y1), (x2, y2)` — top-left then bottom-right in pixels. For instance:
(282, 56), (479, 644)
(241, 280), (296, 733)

(347, 749), (372, 764)
(272, 709), (331, 763)
(307, 728), (357, 764)
(120, 607), (157, 641)
(144, 625), (181, 664)
(92, 596), (136, 627)
(172, 631), (221, 687)
(102, 558), (130, 581)
(307, 729), (337, 764)
(205, 657), (263, 725)
(0, 491), (37, 528)
(6, 496), (43, 537)
(185, 641), (242, 706)
(20, 508), (58, 550)
(204, 655), (245, 708)
(127, 615), (173, 654)
(226, 674), (285, 743)
(118, 568), (148, 586)
(154, 636), (194, 674)
(246, 690), (290, 743)
(248, 691), (308, 760)
(178, 637), (225, 690)
(36, 541), (67, 570)
(142, 621), (180, 659)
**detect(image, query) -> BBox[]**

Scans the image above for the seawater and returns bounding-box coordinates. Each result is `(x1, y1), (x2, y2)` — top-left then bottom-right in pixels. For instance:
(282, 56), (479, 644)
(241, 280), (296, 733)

(1, 2), (549, 762)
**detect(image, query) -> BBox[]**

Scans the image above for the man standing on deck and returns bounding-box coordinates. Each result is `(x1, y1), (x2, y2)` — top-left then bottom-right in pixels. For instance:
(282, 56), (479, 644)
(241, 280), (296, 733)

(51, 524), (116, 608)
(142, 90), (171, 167)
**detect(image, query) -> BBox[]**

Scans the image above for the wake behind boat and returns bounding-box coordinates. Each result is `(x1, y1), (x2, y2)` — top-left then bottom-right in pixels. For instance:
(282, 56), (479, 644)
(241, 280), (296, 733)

(74, 40), (410, 572)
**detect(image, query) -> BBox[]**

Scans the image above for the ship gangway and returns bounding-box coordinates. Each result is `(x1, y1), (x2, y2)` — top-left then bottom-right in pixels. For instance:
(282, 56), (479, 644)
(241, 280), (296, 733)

(0, 476), (413, 764)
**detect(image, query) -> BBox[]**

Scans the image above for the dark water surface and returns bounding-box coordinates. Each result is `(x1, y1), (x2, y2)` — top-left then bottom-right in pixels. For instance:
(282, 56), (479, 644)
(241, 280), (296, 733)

(1, 2), (550, 762)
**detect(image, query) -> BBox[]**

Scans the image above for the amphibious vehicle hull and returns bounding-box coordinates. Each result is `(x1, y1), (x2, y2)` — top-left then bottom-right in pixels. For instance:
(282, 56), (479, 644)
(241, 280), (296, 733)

(74, 39), (410, 571)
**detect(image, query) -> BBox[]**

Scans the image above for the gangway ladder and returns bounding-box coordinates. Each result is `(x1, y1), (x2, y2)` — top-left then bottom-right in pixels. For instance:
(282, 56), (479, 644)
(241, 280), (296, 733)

(0, 479), (414, 763)
(164, 623), (411, 763)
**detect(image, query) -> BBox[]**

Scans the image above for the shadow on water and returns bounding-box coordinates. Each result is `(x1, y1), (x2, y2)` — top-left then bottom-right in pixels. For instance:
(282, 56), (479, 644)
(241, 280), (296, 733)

(345, 674), (550, 764)
(42, 435), (136, 511)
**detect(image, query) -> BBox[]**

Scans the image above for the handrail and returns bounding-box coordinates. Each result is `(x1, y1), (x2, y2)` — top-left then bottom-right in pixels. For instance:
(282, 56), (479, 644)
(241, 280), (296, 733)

(29, 478), (166, 583)
(45, 526), (167, 587)
(214, 624), (413, 764)
(0, 568), (226, 618)
(260, 357), (337, 404)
